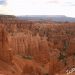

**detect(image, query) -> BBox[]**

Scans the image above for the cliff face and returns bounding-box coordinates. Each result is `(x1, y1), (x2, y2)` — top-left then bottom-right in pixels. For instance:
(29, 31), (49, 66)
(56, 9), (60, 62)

(0, 15), (75, 75)
(0, 24), (13, 64)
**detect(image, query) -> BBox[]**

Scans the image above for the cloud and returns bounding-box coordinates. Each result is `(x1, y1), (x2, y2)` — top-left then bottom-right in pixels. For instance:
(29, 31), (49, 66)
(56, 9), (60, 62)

(0, 0), (6, 4)
(64, 2), (75, 6)
(47, 0), (59, 4)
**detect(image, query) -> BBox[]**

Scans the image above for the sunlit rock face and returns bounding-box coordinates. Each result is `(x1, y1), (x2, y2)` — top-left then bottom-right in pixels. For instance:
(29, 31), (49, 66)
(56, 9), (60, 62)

(0, 15), (75, 75)
(0, 24), (13, 64)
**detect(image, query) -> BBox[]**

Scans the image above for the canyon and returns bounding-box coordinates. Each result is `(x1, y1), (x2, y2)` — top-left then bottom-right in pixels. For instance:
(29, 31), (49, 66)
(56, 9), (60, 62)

(0, 15), (75, 75)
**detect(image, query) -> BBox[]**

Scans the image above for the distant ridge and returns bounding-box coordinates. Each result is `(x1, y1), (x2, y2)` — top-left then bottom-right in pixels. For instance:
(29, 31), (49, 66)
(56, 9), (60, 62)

(18, 15), (75, 22)
(0, 14), (75, 22)
(0, 14), (17, 21)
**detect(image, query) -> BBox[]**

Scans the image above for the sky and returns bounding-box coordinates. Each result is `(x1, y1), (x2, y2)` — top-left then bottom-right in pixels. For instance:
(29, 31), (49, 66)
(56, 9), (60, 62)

(0, 0), (75, 17)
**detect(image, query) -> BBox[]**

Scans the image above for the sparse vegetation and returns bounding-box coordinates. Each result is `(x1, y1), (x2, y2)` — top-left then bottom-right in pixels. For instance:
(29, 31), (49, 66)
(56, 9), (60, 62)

(22, 56), (32, 60)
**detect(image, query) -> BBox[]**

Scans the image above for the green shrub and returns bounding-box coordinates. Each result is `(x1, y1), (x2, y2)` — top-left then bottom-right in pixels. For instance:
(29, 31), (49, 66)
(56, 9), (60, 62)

(22, 56), (32, 60)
